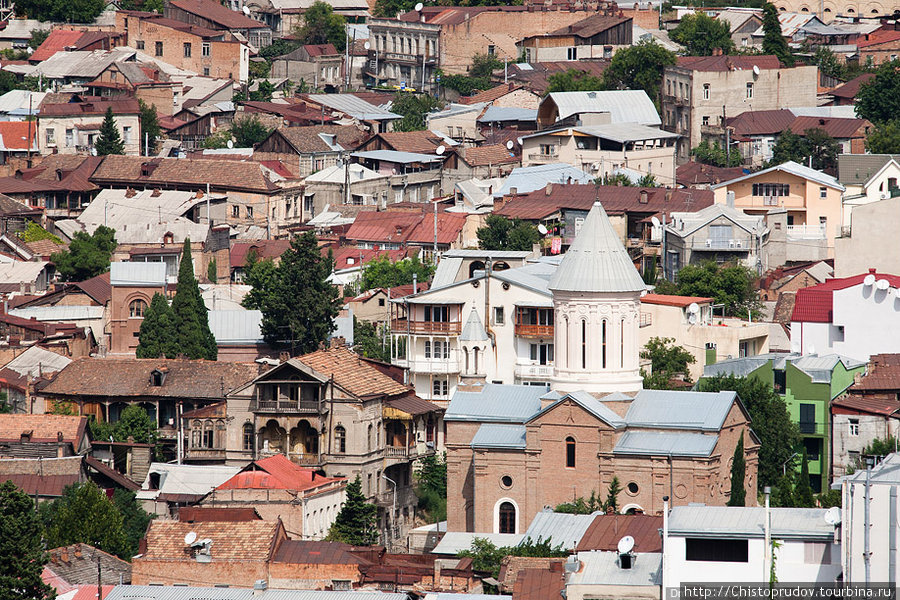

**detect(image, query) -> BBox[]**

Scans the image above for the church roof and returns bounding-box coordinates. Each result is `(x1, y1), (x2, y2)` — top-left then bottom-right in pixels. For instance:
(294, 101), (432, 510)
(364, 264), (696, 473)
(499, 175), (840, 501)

(547, 201), (646, 293)
(460, 309), (490, 342)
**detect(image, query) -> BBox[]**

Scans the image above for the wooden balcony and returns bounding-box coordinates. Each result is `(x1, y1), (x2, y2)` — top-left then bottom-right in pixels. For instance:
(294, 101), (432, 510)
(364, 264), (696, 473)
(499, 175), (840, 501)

(514, 323), (554, 338)
(391, 318), (461, 335)
(184, 447), (227, 460)
(252, 400), (321, 413)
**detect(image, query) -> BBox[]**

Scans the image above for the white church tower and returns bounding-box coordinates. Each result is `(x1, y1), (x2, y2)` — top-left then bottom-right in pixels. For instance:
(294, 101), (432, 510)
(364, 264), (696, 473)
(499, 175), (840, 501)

(549, 201), (646, 393)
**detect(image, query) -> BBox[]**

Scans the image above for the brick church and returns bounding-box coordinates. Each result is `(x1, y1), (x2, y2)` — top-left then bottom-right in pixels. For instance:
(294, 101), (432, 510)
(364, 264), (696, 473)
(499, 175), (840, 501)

(443, 201), (760, 534)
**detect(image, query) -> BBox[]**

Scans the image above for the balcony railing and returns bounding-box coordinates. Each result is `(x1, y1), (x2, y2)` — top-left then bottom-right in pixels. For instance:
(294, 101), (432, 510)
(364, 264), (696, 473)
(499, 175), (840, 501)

(252, 400), (321, 413)
(786, 224), (827, 240)
(515, 323), (554, 338)
(184, 447), (226, 460)
(514, 363), (554, 379)
(395, 358), (461, 373)
(799, 421), (826, 435)
(692, 238), (750, 250)
(527, 152), (558, 163)
(391, 318), (461, 335)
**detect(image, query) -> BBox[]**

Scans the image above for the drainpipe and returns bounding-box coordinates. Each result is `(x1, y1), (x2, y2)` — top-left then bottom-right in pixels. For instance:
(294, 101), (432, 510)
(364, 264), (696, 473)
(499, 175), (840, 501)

(865, 458), (873, 585)
(764, 486), (771, 582)
(661, 495), (669, 594)
(484, 258), (495, 347)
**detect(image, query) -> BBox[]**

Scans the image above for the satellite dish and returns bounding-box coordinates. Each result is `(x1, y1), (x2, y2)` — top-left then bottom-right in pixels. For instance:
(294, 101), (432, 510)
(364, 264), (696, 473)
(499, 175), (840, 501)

(688, 313), (697, 325)
(506, 140), (514, 150)
(617, 535), (635, 554)
(864, 274), (876, 287)
(227, 139), (234, 149)
(435, 145), (445, 156)
(752, 64), (760, 76)
(877, 279), (890, 290)
(364, 41), (371, 50)
(688, 302), (700, 314)
(414, 1), (423, 9)
(242, 5), (251, 14)
(651, 216), (661, 228)
(824, 506), (841, 525)
(516, 137), (523, 146)
(184, 532), (197, 545)
(537, 224), (548, 235)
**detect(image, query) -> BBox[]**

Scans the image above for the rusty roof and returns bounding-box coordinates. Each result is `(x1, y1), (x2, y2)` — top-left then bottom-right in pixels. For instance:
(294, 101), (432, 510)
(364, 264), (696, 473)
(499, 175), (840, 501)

(848, 354), (900, 392)
(831, 73), (874, 99)
(641, 294), (713, 307)
(459, 82), (525, 105)
(40, 99), (140, 117)
(512, 567), (566, 600)
(30, 30), (87, 63)
(575, 514), (663, 552)
(788, 115), (870, 139)
(260, 124), (367, 154)
(140, 519), (281, 562)
(73, 272), (111, 305)
(296, 346), (411, 398)
(369, 130), (443, 154)
(833, 393), (900, 417)
(675, 54), (782, 72)
(42, 358), (259, 400)
(547, 13), (631, 38)
(230, 239), (291, 268)
(90, 155), (281, 193)
(675, 161), (745, 187)
(344, 210), (466, 246)
(462, 144), (520, 167)
(168, 0), (267, 29)
(272, 539), (364, 564)
(46, 544), (131, 586)
(0, 474), (81, 496)
(385, 395), (443, 415)
(725, 109), (795, 136)
(0, 414), (87, 444)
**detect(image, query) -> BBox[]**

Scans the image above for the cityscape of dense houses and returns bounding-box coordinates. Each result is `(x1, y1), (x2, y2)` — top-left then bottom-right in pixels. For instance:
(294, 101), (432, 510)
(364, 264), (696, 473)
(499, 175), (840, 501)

(2, 0), (900, 597)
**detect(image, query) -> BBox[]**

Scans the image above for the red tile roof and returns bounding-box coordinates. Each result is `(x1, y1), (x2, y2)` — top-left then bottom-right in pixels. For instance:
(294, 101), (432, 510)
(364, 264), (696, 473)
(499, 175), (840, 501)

(345, 209), (467, 246)
(462, 144), (520, 167)
(369, 130), (443, 154)
(217, 454), (344, 491)
(676, 55), (782, 72)
(167, 0), (267, 29)
(844, 354), (900, 393)
(576, 514), (663, 552)
(857, 28), (900, 48)
(0, 414), (87, 444)
(140, 519), (282, 562)
(791, 271), (900, 323)
(73, 272), (112, 305)
(833, 393), (900, 417)
(30, 30), (86, 63)
(296, 345), (412, 398)
(641, 294), (713, 307)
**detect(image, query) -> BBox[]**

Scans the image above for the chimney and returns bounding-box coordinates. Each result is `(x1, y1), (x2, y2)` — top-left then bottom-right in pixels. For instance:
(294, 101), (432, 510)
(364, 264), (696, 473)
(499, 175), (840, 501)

(434, 559), (442, 584)
(125, 187), (136, 198)
(727, 190), (735, 208)
(252, 581), (267, 596)
(151, 188), (162, 197)
(545, 183), (553, 196)
(639, 190), (648, 204)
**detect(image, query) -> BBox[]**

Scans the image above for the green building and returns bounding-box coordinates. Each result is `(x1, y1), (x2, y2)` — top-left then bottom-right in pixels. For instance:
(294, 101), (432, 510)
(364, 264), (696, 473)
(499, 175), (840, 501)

(701, 353), (865, 492)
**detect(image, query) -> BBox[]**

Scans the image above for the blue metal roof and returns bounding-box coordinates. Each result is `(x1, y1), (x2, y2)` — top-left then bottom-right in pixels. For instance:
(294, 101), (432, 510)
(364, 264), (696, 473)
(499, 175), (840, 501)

(521, 510), (598, 550)
(471, 423), (527, 449)
(613, 430), (718, 457)
(495, 163), (593, 197)
(624, 389), (737, 431)
(445, 383), (546, 422)
(351, 150), (442, 164)
(477, 106), (538, 123)
(109, 261), (167, 287)
(532, 390), (625, 428)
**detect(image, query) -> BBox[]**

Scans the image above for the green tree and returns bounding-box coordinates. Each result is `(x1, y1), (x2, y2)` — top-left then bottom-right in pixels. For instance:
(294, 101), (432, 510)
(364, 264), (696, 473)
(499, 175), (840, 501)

(16, 0), (105, 22)
(415, 452), (447, 522)
(391, 93), (442, 131)
(353, 317), (390, 363)
(476, 215), (540, 251)
(640, 336), (696, 388)
(95, 107), (125, 156)
(546, 68), (605, 93)
(170, 239), (217, 360)
(207, 257), (217, 282)
(0, 480), (53, 600)
(458, 537), (567, 584)
(51, 225), (117, 282)
(761, 2), (794, 66)
(601, 40), (676, 109)
(555, 490), (603, 514)
(18, 222), (62, 244)
(670, 261), (761, 318)
(470, 53), (502, 79)
(794, 449), (815, 507)
(360, 253), (435, 292)
(28, 29), (50, 50)
(136, 293), (177, 359)
(605, 476), (622, 512)
(294, 1), (346, 52)
(728, 436), (746, 506)
(856, 59), (900, 124)
(773, 472), (795, 507)
(40, 482), (128, 559)
(252, 231), (341, 354)
(769, 128), (839, 172)
(814, 46), (845, 81)
(699, 374), (800, 488)
(692, 140), (742, 167)
(438, 73), (493, 96)
(372, 0), (416, 17)
(865, 120), (900, 154)
(138, 100), (161, 156)
(259, 38), (302, 60)
(670, 12), (735, 56)
(112, 489), (154, 560)
(0, 72), (20, 96)
(114, 405), (157, 445)
(241, 253), (278, 311)
(326, 475), (378, 545)
(636, 174), (658, 187)
(250, 80), (275, 102)
(599, 172), (633, 186)
(230, 115), (273, 148)
(768, 129), (806, 166)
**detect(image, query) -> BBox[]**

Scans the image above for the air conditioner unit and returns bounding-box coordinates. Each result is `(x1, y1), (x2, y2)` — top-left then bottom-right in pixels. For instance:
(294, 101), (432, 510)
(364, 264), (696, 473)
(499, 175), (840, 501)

(705, 239), (712, 247)
(735, 240), (742, 248)
(729, 240), (736, 248)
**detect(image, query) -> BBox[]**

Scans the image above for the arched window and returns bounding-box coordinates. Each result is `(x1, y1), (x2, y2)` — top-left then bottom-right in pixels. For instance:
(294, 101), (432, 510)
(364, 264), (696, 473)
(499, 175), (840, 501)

(203, 420), (213, 448)
(464, 347), (469, 373)
(192, 420), (201, 448)
(367, 424), (373, 452)
(566, 436), (576, 468)
(242, 422), (254, 452)
(620, 316), (625, 368)
(601, 320), (607, 369)
(129, 298), (148, 318)
(499, 502), (516, 534)
(335, 425), (346, 453)
(581, 320), (587, 369)
(474, 347), (479, 373)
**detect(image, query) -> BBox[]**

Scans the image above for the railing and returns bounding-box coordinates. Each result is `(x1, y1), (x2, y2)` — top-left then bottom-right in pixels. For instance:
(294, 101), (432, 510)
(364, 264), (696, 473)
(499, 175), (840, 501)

(515, 323), (554, 338)
(398, 359), (461, 373)
(253, 400), (320, 413)
(514, 363), (554, 379)
(390, 318), (461, 335)
(786, 224), (826, 240)
(527, 152), (558, 163)
(184, 447), (226, 460)
(639, 313), (652, 328)
(799, 421), (826, 435)
(692, 238), (749, 250)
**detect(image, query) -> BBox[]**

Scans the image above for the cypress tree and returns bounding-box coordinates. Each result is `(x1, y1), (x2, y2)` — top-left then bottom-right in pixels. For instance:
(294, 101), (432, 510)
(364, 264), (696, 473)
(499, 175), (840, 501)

(171, 239), (217, 360)
(0, 480), (53, 600)
(727, 436), (746, 506)
(762, 3), (794, 66)
(136, 292), (176, 358)
(795, 448), (815, 507)
(95, 107), (125, 155)
(774, 472), (795, 507)
(326, 475), (378, 545)
(605, 476), (622, 513)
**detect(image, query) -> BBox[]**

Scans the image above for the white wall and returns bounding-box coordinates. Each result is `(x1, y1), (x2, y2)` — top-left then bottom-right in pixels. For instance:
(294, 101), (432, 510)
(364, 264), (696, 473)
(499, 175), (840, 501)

(842, 476), (900, 584)
(302, 486), (346, 540)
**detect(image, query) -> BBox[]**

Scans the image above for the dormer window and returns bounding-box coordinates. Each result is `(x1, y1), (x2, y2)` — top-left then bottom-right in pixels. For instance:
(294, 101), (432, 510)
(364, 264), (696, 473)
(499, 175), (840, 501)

(151, 369), (166, 386)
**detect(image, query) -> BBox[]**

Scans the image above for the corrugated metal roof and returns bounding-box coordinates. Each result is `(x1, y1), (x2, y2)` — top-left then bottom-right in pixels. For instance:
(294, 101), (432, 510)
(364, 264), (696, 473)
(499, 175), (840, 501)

(109, 262), (167, 287)
(307, 94), (401, 121)
(430, 256), (464, 289)
(544, 90), (661, 126)
(711, 160), (845, 191)
(304, 163), (385, 184)
(351, 150), (443, 164)
(668, 506), (836, 540)
(624, 389), (737, 430)
(443, 250), (533, 259)
(208, 310), (263, 345)
(521, 510), (597, 550)
(431, 532), (525, 555)
(841, 453), (900, 485)
(703, 355), (774, 379)
(548, 202), (646, 293)
(478, 106), (538, 123)
(9, 306), (103, 321)
(445, 383), (546, 422)
(2, 345), (71, 377)
(136, 463), (240, 498)
(106, 586), (408, 600)
(535, 391), (625, 428)
(495, 163), (593, 197)
(569, 551), (661, 586)
(613, 430), (718, 457)
(471, 423), (526, 449)
(572, 123), (679, 143)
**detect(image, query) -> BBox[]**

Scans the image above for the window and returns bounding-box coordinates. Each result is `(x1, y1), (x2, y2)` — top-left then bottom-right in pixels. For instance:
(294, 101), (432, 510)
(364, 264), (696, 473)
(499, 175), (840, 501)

(627, 481), (639, 494)
(702, 116), (710, 126)
(565, 436), (575, 468)
(686, 538), (749, 562)
(129, 299), (148, 318)
(424, 340), (431, 359)
(494, 306), (504, 325)
(155, 41), (163, 56)
(799, 403), (816, 434)
(746, 82), (753, 99)
(65, 129), (74, 147)
(367, 424), (373, 451)
(752, 183), (790, 197)
(246, 206), (253, 218)
(581, 320), (587, 369)
(203, 67), (210, 76)
(487, 45), (495, 56)
(601, 320), (607, 369)
(242, 422), (254, 451)
(304, 195), (314, 214)
(529, 343), (553, 365)
(498, 502), (516, 534)
(231, 205), (240, 218)
(567, 47), (577, 60)
(335, 425), (346, 453)
(539, 144), (556, 156)
(136, 40), (145, 50)
(803, 437), (820, 461)
(203, 420), (214, 448)
(183, 42), (192, 58)
(202, 41), (211, 57)
(500, 475), (512, 488)
(849, 418), (860, 437)
(703, 83), (710, 100)
(123, 126), (132, 144)
(433, 379), (448, 397)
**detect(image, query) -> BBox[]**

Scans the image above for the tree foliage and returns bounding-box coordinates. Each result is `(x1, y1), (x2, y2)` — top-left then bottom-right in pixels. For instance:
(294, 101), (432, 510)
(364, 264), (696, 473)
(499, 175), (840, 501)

(728, 436), (746, 506)
(476, 215), (540, 251)
(546, 68), (605, 94)
(692, 140), (742, 167)
(438, 73), (493, 96)
(353, 318), (390, 363)
(112, 489), (154, 560)
(89, 405), (158, 451)
(360, 253), (435, 292)
(663, 261), (761, 318)
(294, 1), (346, 52)
(769, 128), (839, 172)
(17, 222), (62, 244)
(601, 40), (676, 109)
(813, 46), (845, 81)
(95, 107), (125, 156)
(555, 476), (621, 514)
(0, 481), (53, 600)
(415, 452), (447, 522)
(136, 293), (177, 359)
(856, 59), (900, 124)
(326, 476), (378, 545)
(794, 449), (815, 506)
(16, 0), (105, 22)
(230, 115), (273, 148)
(40, 482), (129, 559)
(138, 100), (161, 156)
(670, 12), (735, 56)
(640, 337), (696, 388)
(51, 225), (116, 282)
(391, 93), (442, 132)
(459, 537), (567, 587)
(761, 2), (794, 66)
(170, 239), (217, 360)
(865, 120), (900, 154)
(246, 231), (341, 354)
(699, 374), (800, 488)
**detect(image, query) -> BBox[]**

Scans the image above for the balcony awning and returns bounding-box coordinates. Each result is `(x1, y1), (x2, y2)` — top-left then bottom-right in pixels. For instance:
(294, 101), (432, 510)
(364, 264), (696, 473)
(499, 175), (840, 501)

(404, 296), (465, 304)
(513, 300), (554, 308)
(384, 395), (443, 420)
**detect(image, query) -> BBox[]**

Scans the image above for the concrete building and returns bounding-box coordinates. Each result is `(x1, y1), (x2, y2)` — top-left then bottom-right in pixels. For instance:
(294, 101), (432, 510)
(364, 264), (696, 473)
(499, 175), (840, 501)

(772, 0), (892, 22)
(38, 98), (141, 156)
(537, 90), (662, 130)
(661, 55), (818, 161)
(270, 44), (344, 91)
(164, 0), (272, 49)
(834, 196), (900, 278)
(518, 13), (632, 63)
